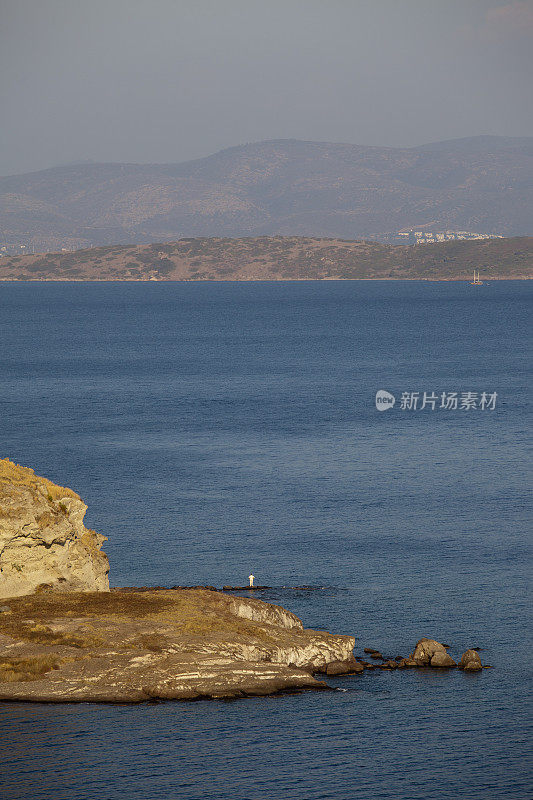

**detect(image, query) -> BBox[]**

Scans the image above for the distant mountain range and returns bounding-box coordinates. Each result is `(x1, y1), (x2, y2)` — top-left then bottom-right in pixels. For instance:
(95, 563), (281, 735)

(0, 136), (532, 250)
(1, 236), (531, 281)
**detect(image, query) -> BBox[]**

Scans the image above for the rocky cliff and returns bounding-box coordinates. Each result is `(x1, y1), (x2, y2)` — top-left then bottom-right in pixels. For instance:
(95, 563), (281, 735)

(0, 459), (109, 599)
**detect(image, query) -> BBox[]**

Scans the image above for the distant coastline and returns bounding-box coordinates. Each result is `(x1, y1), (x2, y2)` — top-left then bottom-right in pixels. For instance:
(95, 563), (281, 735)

(1, 277), (532, 283)
(1, 235), (532, 282)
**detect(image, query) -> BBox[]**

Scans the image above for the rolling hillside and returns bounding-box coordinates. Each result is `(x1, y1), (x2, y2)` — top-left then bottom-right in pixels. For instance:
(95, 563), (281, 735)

(1, 136), (532, 250)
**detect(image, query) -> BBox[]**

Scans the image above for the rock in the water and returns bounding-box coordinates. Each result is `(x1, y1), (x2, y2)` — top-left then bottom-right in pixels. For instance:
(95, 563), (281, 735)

(0, 459), (109, 599)
(325, 656), (364, 675)
(460, 649), (483, 671)
(325, 660), (348, 675)
(430, 651), (457, 668)
(411, 638), (455, 667)
(345, 657), (364, 674)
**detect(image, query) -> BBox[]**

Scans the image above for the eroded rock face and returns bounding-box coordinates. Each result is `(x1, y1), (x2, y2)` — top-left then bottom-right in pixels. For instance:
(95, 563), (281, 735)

(411, 638), (457, 667)
(0, 459), (109, 599)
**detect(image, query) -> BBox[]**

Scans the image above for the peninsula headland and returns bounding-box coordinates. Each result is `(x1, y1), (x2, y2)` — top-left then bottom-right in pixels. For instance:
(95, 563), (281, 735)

(1, 236), (532, 282)
(0, 459), (485, 703)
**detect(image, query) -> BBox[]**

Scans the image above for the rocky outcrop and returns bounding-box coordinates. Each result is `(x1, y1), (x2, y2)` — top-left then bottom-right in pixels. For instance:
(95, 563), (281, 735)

(0, 588), (355, 702)
(410, 638), (457, 667)
(0, 585), (491, 702)
(357, 640), (487, 671)
(0, 459), (109, 599)
(460, 649), (483, 671)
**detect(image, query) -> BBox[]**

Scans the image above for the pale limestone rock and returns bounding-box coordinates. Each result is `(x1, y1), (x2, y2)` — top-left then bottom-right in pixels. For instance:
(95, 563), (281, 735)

(229, 596), (302, 630)
(0, 459), (109, 599)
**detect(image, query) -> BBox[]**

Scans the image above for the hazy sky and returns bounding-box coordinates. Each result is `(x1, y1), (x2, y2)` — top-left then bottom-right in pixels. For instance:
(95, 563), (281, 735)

(1, 0), (532, 175)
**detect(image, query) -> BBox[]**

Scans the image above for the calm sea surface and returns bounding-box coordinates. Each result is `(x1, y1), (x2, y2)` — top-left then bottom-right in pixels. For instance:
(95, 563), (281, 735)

(0, 280), (531, 799)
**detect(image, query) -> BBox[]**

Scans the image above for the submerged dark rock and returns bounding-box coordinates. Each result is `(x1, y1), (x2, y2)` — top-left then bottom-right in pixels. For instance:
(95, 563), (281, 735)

(172, 585), (219, 592)
(222, 585), (273, 591)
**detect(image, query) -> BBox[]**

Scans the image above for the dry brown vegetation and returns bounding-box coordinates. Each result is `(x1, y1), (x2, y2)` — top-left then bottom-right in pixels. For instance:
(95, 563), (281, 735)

(0, 589), (281, 645)
(0, 621), (104, 650)
(0, 655), (60, 683)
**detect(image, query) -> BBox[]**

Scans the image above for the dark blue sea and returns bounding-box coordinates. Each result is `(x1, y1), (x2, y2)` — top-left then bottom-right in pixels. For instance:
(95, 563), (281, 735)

(0, 280), (531, 800)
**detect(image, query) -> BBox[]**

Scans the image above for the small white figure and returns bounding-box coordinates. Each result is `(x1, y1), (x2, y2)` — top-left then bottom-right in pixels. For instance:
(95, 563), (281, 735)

(249, 574), (255, 587)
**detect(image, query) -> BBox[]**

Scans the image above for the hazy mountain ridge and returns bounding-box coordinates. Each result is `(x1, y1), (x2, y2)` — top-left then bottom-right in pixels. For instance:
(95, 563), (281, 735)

(1, 136), (532, 250)
(1, 236), (531, 281)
